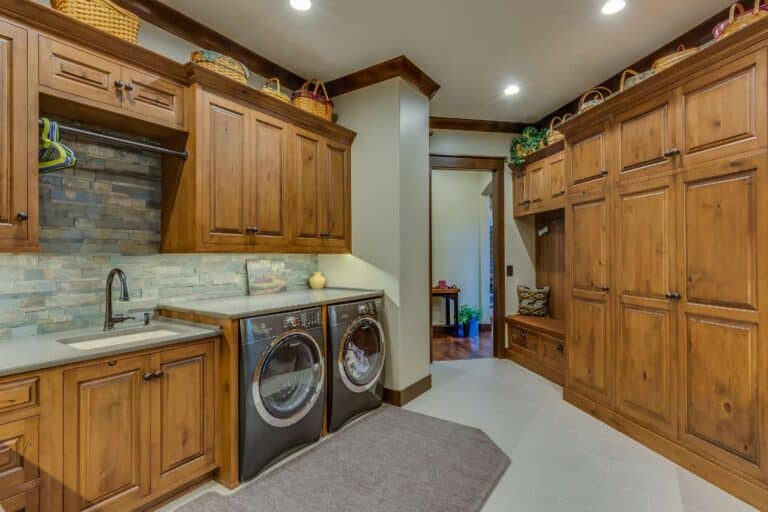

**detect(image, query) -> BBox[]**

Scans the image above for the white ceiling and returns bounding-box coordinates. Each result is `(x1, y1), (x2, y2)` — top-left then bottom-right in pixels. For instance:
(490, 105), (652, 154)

(159, 0), (729, 123)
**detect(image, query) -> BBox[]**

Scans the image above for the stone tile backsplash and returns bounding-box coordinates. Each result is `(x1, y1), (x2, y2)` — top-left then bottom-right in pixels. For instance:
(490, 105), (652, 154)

(0, 122), (318, 340)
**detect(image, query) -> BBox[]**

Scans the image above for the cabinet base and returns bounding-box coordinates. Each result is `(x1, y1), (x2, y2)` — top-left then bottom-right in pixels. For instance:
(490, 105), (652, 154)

(506, 347), (564, 386)
(563, 388), (768, 510)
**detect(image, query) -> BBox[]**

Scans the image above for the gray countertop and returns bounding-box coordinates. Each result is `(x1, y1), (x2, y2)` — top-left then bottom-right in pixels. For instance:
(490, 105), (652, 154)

(158, 288), (385, 319)
(0, 318), (222, 378)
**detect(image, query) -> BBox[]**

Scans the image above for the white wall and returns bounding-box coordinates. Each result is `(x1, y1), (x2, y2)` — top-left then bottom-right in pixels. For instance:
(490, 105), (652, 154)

(429, 130), (536, 323)
(431, 171), (492, 324)
(319, 78), (430, 392)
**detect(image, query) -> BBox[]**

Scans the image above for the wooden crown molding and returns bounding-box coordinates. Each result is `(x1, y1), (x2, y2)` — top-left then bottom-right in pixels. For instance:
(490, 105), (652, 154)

(110, 0), (307, 90)
(430, 116), (524, 134)
(325, 55), (441, 99)
(536, 4), (732, 128)
(430, 154), (506, 171)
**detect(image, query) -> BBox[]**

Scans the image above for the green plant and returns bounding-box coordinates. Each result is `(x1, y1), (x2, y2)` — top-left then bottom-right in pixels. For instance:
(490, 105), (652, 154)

(458, 305), (483, 325)
(508, 126), (548, 166)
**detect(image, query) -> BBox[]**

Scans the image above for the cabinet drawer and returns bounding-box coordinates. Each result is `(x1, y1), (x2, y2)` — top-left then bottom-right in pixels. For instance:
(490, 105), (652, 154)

(39, 36), (122, 108)
(509, 327), (539, 353)
(0, 417), (39, 496)
(0, 487), (38, 512)
(122, 66), (185, 128)
(0, 379), (37, 415)
(541, 336), (566, 372)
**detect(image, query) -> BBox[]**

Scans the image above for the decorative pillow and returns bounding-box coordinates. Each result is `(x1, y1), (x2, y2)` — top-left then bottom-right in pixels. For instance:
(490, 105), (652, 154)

(517, 285), (550, 317)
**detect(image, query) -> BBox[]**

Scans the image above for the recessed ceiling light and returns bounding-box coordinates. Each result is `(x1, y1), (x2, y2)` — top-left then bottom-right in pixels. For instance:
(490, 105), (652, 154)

(602, 0), (626, 15)
(504, 84), (521, 96)
(290, 0), (312, 11)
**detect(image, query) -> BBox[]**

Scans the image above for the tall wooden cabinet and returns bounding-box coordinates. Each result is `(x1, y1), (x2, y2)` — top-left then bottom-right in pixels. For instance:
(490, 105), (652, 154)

(559, 39), (768, 508)
(0, 18), (35, 251)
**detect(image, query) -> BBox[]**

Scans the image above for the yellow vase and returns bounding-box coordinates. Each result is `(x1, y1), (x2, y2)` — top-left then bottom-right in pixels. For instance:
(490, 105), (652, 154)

(309, 271), (326, 289)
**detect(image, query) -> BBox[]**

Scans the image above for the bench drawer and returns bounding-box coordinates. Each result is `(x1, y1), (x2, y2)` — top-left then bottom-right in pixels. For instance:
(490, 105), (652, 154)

(541, 335), (566, 373)
(509, 327), (539, 353)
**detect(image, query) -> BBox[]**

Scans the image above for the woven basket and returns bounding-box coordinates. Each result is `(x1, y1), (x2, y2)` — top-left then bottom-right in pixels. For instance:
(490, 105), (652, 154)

(652, 44), (699, 72)
(579, 86), (613, 113)
(292, 80), (333, 121)
(51, 0), (139, 43)
(714, 1), (768, 41)
(191, 51), (249, 85)
(261, 78), (291, 103)
(620, 68), (656, 92)
(547, 114), (572, 145)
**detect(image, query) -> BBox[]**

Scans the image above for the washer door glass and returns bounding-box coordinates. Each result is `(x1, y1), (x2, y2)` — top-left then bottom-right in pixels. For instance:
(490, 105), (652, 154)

(258, 334), (322, 421)
(342, 319), (384, 387)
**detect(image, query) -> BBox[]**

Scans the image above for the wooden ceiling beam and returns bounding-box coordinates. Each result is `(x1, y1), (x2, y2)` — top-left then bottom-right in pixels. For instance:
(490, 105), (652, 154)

(430, 117), (524, 134)
(325, 55), (440, 99)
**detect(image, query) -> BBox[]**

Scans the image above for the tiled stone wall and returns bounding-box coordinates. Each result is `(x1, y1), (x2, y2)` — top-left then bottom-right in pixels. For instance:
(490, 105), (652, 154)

(0, 122), (317, 340)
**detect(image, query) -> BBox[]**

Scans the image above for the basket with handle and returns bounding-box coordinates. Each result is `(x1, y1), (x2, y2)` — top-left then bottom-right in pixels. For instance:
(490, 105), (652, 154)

(652, 44), (699, 72)
(261, 78), (291, 103)
(51, 0), (140, 43)
(292, 79), (334, 121)
(579, 86), (613, 113)
(714, 1), (768, 41)
(547, 114), (572, 145)
(619, 68), (656, 92)
(191, 51), (250, 85)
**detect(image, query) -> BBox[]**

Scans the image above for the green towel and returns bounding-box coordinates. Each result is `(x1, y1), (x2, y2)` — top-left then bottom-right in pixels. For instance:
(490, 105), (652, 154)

(39, 118), (77, 173)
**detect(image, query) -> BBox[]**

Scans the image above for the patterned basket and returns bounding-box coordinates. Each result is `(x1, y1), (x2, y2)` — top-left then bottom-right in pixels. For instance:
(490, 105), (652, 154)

(652, 44), (699, 72)
(261, 78), (291, 103)
(292, 80), (334, 121)
(51, 0), (139, 43)
(713, 1), (768, 41)
(579, 86), (613, 113)
(191, 51), (249, 85)
(547, 114), (572, 145)
(620, 68), (656, 92)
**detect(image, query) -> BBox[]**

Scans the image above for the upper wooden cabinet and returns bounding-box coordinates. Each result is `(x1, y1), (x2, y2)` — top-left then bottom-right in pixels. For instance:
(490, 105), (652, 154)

(513, 145), (567, 218)
(0, 19), (35, 251)
(163, 86), (351, 253)
(567, 122), (610, 191)
(38, 36), (185, 130)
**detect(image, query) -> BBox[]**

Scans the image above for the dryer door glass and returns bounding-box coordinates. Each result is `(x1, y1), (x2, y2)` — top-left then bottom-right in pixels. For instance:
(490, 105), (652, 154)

(342, 318), (384, 387)
(258, 333), (322, 421)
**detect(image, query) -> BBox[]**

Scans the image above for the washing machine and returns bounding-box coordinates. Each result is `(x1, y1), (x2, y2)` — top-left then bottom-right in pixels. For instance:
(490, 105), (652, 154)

(327, 298), (386, 432)
(239, 307), (325, 481)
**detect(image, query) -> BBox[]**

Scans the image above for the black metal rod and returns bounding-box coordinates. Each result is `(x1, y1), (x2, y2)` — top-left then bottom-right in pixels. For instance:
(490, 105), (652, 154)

(39, 120), (188, 160)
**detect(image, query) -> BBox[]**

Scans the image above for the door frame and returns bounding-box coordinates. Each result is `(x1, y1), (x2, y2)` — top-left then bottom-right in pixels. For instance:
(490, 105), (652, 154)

(429, 154), (507, 360)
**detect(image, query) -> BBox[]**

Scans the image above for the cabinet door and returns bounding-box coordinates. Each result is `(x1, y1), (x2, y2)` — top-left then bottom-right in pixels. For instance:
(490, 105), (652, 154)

(678, 157), (768, 480)
(614, 177), (677, 437)
(0, 488), (38, 512)
(615, 93), (677, 182)
(0, 416), (39, 495)
(567, 192), (612, 405)
(63, 356), (152, 512)
(0, 20), (31, 246)
(548, 152), (566, 199)
(200, 92), (249, 246)
(150, 341), (216, 493)
(527, 160), (545, 206)
(513, 169), (530, 216)
(122, 66), (185, 129)
(245, 111), (291, 247)
(292, 127), (325, 248)
(678, 50), (767, 168)
(568, 122), (609, 190)
(38, 36), (123, 109)
(321, 139), (351, 249)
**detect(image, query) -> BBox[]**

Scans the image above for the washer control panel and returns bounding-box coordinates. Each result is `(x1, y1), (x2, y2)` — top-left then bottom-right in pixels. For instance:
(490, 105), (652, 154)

(283, 309), (322, 330)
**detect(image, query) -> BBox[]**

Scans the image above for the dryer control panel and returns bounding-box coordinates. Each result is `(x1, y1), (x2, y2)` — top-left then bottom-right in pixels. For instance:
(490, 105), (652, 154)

(283, 309), (323, 330)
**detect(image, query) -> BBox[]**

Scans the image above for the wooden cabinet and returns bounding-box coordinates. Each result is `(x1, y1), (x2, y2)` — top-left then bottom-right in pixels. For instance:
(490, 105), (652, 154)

(567, 122), (610, 191)
(614, 177), (677, 437)
(63, 339), (217, 511)
(505, 316), (566, 385)
(163, 86), (351, 253)
(0, 417), (39, 498)
(0, 488), (38, 512)
(513, 168), (530, 216)
(548, 151), (566, 199)
(0, 19), (35, 250)
(513, 147), (567, 218)
(39, 36), (185, 129)
(527, 159), (545, 206)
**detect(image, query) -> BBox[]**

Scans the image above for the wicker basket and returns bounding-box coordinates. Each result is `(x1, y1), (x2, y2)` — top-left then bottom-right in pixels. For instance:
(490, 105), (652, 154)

(714, 1), (768, 41)
(620, 68), (656, 92)
(261, 78), (291, 103)
(191, 51), (249, 85)
(652, 44), (699, 72)
(579, 86), (613, 113)
(547, 114), (572, 145)
(292, 80), (334, 121)
(51, 0), (139, 43)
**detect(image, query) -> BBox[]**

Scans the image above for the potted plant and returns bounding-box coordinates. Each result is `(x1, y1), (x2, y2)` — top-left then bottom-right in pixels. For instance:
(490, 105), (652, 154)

(457, 305), (483, 338)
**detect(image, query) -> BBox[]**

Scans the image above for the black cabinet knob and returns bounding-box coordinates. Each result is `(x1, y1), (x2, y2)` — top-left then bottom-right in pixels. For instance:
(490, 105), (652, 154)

(16, 212), (28, 222)
(666, 292), (682, 300)
(557, 344), (565, 353)
(153, 370), (164, 379)
(124, 82), (135, 92)
(143, 372), (153, 381)
(114, 79), (124, 89)
(663, 148), (681, 158)
(246, 227), (260, 234)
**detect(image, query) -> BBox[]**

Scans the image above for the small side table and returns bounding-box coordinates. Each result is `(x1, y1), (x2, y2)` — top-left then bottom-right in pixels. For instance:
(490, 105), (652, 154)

(432, 288), (461, 335)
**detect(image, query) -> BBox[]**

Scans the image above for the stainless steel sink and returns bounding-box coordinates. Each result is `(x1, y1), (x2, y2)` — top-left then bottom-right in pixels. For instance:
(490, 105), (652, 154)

(58, 326), (184, 350)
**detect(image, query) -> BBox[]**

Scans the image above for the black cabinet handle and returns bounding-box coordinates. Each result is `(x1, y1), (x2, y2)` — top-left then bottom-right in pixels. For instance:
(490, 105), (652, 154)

(16, 212), (28, 222)
(124, 82), (134, 92)
(114, 79), (124, 89)
(557, 344), (565, 353)
(600, 170), (609, 176)
(520, 200), (531, 206)
(663, 148), (681, 158)
(143, 372), (153, 381)
(153, 370), (164, 379)
(519, 330), (526, 338)
(600, 287), (610, 292)
(320, 232), (330, 238)
(246, 227), (260, 234)
(666, 292), (682, 300)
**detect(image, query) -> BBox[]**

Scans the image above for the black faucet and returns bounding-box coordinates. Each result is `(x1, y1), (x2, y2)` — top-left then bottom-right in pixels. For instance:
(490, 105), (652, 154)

(104, 268), (135, 331)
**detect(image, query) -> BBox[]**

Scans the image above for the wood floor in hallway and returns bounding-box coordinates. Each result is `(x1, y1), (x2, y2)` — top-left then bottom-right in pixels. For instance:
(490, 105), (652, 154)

(431, 330), (493, 361)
